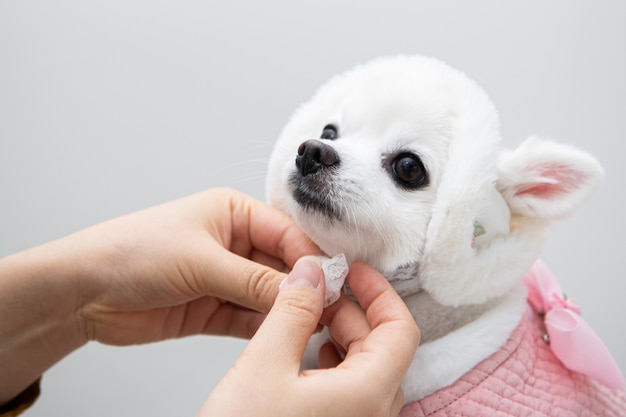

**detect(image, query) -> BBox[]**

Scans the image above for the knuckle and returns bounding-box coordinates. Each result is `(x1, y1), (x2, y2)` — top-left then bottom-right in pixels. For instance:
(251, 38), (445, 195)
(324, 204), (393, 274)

(244, 264), (282, 311)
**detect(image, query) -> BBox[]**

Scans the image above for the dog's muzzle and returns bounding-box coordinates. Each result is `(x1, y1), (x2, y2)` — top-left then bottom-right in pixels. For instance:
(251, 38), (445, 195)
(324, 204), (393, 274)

(289, 139), (342, 220)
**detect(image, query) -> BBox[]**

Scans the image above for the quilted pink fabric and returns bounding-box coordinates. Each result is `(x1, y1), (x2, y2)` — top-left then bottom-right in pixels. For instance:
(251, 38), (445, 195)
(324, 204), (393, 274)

(400, 308), (626, 417)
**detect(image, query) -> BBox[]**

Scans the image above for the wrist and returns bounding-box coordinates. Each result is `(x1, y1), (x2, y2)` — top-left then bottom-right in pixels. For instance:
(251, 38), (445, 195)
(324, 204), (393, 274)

(0, 240), (88, 404)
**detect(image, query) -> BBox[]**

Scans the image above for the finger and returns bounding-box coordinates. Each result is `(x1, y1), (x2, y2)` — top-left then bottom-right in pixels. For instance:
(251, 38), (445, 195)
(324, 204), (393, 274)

(228, 190), (322, 267)
(239, 257), (325, 373)
(196, 301), (268, 339)
(390, 388), (405, 417)
(320, 295), (372, 359)
(318, 341), (343, 369)
(339, 262), (419, 382)
(348, 262), (418, 333)
(196, 189), (321, 312)
(248, 248), (290, 273)
(196, 241), (289, 313)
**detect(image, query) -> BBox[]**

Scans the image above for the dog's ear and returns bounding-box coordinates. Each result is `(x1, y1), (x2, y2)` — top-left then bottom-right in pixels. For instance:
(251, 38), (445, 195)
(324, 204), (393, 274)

(497, 136), (604, 219)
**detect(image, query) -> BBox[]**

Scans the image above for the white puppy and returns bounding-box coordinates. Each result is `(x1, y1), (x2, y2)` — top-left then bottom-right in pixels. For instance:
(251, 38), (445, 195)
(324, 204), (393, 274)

(266, 55), (606, 404)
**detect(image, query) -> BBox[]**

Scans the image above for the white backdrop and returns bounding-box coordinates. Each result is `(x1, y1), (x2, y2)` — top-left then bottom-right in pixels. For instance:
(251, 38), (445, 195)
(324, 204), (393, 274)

(1, 2), (624, 415)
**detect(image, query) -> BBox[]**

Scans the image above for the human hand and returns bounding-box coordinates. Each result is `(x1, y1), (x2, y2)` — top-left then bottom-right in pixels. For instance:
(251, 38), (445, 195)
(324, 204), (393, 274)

(0, 188), (319, 402)
(199, 258), (420, 417)
(73, 187), (320, 345)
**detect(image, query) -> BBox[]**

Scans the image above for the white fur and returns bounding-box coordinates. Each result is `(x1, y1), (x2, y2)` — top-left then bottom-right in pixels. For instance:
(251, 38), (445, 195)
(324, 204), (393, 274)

(266, 55), (604, 403)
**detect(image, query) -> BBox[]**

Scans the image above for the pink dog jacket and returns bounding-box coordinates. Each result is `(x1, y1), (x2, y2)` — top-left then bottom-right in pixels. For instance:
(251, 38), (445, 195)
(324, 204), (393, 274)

(400, 303), (626, 416)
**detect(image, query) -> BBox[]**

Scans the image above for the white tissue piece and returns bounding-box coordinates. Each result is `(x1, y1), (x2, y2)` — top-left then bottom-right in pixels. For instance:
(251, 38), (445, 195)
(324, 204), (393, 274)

(321, 253), (349, 307)
(278, 253), (349, 308)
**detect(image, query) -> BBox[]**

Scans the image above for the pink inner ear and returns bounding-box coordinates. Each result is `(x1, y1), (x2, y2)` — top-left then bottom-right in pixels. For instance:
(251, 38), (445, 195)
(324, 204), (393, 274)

(515, 163), (584, 199)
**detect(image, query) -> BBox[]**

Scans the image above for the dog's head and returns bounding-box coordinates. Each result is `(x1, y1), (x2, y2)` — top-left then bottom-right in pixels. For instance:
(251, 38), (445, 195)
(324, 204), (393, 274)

(267, 55), (603, 306)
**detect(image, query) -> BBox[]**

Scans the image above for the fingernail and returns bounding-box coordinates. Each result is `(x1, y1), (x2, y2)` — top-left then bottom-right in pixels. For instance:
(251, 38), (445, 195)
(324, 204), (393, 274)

(286, 256), (322, 289)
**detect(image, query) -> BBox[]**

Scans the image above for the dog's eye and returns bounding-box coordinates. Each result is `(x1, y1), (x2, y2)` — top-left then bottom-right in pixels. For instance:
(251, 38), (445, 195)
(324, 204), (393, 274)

(320, 125), (339, 140)
(392, 153), (428, 189)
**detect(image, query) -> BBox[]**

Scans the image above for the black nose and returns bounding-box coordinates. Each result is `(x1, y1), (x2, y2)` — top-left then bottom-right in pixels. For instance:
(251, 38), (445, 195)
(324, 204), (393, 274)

(296, 139), (340, 176)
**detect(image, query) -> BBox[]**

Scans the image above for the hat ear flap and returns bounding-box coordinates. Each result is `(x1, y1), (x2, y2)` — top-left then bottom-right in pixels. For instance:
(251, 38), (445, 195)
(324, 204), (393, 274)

(419, 136), (603, 307)
(497, 136), (604, 219)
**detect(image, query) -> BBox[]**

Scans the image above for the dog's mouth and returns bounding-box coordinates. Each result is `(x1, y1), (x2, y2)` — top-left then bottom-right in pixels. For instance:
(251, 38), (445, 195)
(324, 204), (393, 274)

(288, 172), (342, 221)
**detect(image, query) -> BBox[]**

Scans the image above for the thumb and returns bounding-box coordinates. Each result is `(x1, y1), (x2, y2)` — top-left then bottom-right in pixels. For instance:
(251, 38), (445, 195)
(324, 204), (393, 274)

(241, 256), (325, 372)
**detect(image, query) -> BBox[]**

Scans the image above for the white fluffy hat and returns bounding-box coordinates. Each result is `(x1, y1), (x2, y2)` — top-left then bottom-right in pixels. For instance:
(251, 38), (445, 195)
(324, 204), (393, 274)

(414, 62), (604, 306)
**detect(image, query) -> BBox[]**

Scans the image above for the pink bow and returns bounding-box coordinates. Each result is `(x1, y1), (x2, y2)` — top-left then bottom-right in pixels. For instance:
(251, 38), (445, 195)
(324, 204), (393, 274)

(523, 259), (624, 389)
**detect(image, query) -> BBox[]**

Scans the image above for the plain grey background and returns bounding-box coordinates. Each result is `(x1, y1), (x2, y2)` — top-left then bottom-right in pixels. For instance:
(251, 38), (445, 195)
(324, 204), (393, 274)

(1, 1), (624, 415)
